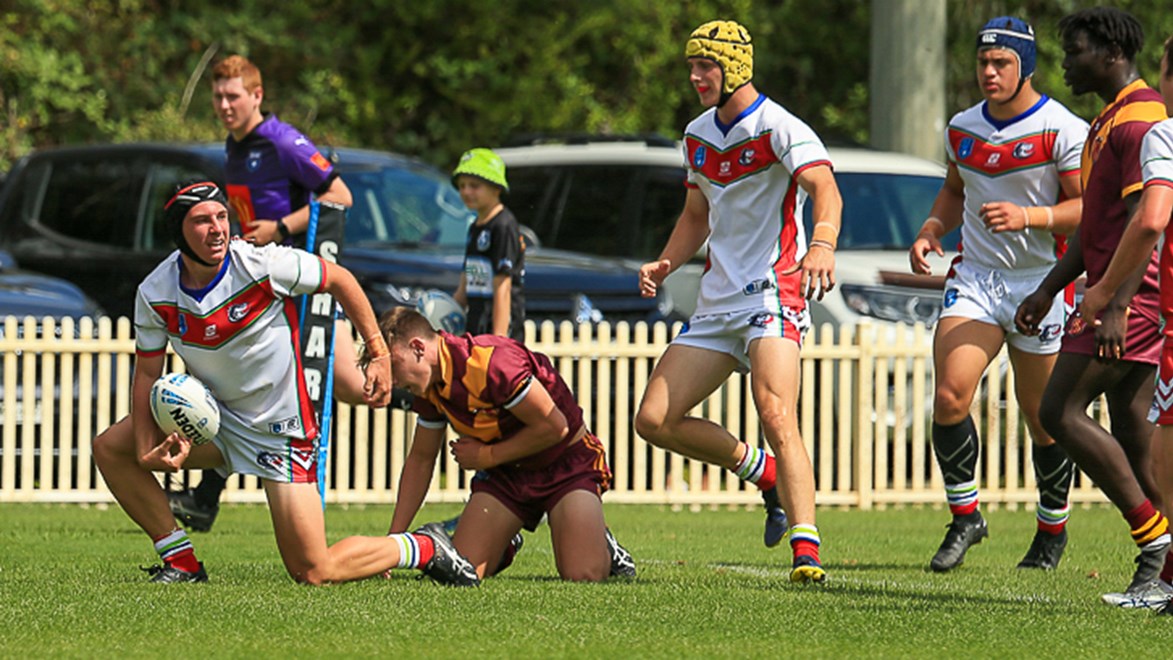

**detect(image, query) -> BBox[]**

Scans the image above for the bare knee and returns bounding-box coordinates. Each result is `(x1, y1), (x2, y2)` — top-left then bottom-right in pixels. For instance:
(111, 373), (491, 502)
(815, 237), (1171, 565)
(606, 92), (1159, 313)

(634, 404), (670, 446)
(933, 385), (973, 424)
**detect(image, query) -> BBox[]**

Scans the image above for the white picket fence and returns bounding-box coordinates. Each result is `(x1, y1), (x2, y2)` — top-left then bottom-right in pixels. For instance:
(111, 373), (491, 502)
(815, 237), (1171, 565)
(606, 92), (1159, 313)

(0, 315), (1110, 508)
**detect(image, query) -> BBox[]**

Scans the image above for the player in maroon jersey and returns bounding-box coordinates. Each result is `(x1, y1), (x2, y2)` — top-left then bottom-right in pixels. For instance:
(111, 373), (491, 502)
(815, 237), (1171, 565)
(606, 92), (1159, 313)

(369, 307), (634, 581)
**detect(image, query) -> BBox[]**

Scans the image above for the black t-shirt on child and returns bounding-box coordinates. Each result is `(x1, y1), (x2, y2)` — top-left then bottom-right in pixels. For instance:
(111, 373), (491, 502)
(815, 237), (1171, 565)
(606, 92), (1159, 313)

(463, 207), (525, 341)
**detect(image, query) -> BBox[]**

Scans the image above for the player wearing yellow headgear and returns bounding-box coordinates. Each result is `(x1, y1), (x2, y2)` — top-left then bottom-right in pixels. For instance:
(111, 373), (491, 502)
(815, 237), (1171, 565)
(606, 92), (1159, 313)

(637, 19), (842, 584)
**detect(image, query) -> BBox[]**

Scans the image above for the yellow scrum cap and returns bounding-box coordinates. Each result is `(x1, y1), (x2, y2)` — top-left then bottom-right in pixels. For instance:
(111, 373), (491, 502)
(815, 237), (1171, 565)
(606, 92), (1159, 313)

(685, 20), (753, 96)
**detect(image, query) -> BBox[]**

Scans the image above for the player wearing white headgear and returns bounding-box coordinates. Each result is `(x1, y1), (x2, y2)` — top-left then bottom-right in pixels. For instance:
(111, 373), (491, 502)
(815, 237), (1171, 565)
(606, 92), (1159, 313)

(638, 20), (843, 584)
(910, 16), (1087, 573)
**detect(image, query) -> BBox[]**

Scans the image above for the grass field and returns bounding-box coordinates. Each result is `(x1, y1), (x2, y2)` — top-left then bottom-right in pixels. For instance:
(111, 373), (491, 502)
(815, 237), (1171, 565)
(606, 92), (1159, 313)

(2, 502), (1172, 658)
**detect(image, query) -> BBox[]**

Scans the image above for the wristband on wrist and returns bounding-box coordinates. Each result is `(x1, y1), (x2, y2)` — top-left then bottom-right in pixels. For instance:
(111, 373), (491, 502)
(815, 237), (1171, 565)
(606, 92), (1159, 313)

(364, 335), (389, 359)
(810, 221), (839, 248)
(809, 239), (835, 251)
(920, 216), (945, 237)
(1024, 206), (1056, 231)
(276, 218), (292, 241)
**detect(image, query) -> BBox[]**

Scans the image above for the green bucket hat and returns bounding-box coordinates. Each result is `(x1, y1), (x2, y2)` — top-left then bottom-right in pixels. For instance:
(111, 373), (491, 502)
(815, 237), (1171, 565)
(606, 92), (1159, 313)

(452, 148), (509, 192)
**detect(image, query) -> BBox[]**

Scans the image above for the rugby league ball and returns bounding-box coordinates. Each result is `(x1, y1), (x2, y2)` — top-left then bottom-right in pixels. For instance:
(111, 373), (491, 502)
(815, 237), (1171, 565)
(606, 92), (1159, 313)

(149, 372), (221, 446)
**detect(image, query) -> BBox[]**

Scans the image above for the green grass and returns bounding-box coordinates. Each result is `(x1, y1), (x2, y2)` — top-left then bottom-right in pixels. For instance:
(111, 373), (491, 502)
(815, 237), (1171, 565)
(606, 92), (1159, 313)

(2, 503), (1172, 658)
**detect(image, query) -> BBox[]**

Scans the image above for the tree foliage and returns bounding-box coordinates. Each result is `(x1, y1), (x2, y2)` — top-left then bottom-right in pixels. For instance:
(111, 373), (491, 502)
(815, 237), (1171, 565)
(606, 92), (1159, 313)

(3, 1), (1173, 173)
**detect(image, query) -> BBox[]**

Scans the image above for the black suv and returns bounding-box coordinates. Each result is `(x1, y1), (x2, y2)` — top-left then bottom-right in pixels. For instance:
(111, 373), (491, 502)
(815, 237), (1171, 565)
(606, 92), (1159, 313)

(0, 143), (674, 323)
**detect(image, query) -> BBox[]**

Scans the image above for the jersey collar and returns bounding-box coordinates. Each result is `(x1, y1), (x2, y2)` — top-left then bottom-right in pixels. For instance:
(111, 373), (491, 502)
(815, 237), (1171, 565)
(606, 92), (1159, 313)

(714, 93), (766, 136)
(981, 94), (1048, 131)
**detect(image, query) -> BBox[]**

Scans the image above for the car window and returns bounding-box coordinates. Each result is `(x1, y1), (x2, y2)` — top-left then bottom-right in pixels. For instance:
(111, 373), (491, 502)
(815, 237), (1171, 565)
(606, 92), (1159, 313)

(803, 172), (961, 251)
(508, 163), (686, 260)
(35, 157), (145, 246)
(142, 162), (219, 251)
(341, 165), (471, 247)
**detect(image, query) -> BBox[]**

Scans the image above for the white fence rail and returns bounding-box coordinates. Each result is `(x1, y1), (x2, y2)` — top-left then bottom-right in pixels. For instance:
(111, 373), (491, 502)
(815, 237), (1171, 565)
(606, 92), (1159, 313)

(0, 315), (1109, 508)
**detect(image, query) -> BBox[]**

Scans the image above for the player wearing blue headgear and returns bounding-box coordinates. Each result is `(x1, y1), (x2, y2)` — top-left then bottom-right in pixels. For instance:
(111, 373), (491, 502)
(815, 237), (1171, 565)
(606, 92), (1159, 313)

(910, 16), (1088, 573)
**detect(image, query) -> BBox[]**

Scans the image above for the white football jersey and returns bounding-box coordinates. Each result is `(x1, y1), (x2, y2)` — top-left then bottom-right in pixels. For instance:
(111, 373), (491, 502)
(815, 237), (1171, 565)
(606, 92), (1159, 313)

(683, 94), (833, 316)
(945, 96), (1088, 270)
(135, 241), (325, 440)
(1140, 118), (1173, 320)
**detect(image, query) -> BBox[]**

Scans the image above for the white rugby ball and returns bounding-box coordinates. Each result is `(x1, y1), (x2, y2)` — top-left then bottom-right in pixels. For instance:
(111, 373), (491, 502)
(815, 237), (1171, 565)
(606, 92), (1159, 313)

(416, 289), (467, 335)
(149, 372), (221, 446)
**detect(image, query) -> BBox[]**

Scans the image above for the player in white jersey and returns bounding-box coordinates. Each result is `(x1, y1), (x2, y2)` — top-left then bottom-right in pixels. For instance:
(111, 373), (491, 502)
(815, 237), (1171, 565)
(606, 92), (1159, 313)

(93, 180), (479, 587)
(908, 17), (1086, 573)
(636, 20), (842, 583)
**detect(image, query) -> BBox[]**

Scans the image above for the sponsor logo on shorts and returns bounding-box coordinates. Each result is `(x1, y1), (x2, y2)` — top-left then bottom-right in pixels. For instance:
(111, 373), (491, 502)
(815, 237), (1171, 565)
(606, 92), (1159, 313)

(227, 302), (249, 323)
(1039, 324), (1062, 342)
(1012, 142), (1035, 159)
(693, 146), (707, 168)
(958, 138), (974, 160)
(269, 416), (303, 435)
(256, 451), (286, 473)
(943, 288), (959, 308)
(748, 312), (776, 328)
(742, 278), (776, 295)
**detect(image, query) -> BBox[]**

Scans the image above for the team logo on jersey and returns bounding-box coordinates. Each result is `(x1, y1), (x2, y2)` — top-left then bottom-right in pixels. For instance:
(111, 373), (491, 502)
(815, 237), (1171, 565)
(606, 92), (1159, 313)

(719, 161), (732, 176)
(294, 136), (309, 147)
(269, 416), (303, 435)
(203, 324), (218, 339)
(742, 278), (776, 295)
(958, 138), (974, 160)
(943, 288), (959, 308)
(256, 451), (286, 473)
(1039, 323), (1062, 342)
(477, 230), (491, 251)
(177, 314), (188, 337)
(739, 149), (756, 166)
(693, 146), (707, 168)
(748, 312), (776, 328)
(1012, 142), (1035, 159)
(227, 303), (249, 323)
(985, 152), (1001, 168)
(247, 150), (262, 172)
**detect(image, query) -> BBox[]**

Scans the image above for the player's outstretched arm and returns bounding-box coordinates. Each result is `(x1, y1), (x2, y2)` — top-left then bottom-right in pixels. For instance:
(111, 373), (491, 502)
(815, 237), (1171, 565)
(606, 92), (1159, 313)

(322, 261), (391, 407)
(640, 187), (710, 298)
(388, 424), (445, 534)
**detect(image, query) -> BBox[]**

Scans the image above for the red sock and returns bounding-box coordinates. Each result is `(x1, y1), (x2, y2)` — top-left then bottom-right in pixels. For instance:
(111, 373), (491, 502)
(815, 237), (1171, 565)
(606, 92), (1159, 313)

(791, 539), (820, 563)
(166, 548), (201, 574)
(758, 455), (777, 493)
(413, 533), (436, 566)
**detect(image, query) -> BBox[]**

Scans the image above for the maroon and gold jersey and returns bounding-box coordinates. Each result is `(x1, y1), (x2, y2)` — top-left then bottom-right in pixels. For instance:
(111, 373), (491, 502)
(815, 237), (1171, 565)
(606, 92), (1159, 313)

(1079, 80), (1164, 292)
(412, 332), (584, 450)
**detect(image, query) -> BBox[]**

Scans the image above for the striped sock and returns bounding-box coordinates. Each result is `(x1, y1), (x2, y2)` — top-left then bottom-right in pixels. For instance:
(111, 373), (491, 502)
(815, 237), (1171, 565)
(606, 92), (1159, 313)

(388, 532), (436, 569)
(932, 417), (980, 516)
(944, 479), (979, 517)
(733, 444), (776, 492)
(1124, 500), (1171, 549)
(1036, 504), (1070, 535)
(1033, 443), (1073, 534)
(789, 524), (821, 563)
(153, 528), (200, 573)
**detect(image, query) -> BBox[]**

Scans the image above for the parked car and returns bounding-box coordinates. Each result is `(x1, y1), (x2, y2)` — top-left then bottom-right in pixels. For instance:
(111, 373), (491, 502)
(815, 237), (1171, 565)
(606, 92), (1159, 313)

(0, 249), (104, 323)
(0, 143), (674, 324)
(495, 136), (960, 326)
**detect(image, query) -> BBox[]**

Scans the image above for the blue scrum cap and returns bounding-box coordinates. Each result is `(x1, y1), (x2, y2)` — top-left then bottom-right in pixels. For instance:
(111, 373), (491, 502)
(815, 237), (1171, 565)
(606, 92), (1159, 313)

(977, 16), (1036, 81)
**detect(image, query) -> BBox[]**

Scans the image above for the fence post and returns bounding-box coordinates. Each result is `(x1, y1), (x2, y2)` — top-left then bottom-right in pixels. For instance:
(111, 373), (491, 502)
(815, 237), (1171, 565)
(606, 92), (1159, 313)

(855, 322), (875, 510)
